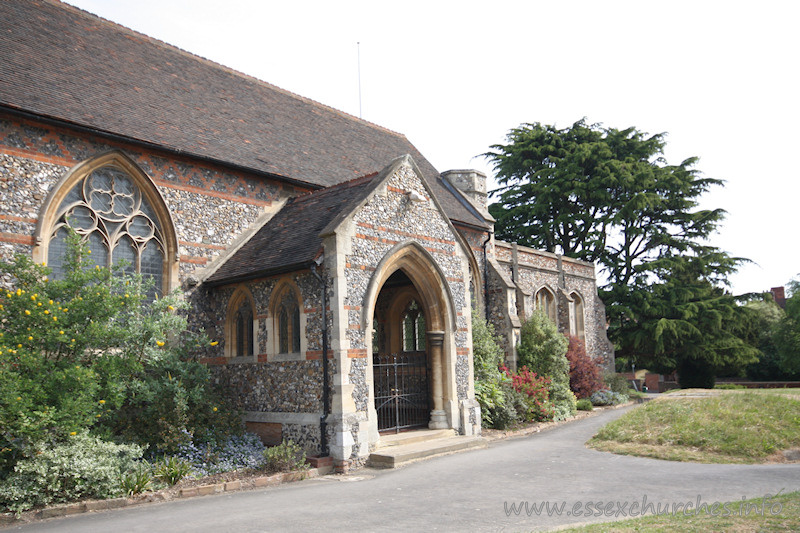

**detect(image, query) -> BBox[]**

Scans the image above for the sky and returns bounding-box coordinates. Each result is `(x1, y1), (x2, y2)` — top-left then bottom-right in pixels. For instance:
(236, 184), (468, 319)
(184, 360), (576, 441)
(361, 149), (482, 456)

(64, 0), (799, 295)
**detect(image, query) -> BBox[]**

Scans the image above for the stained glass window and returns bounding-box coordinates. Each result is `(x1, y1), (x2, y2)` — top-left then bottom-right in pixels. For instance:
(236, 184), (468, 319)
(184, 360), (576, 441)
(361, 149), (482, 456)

(402, 300), (426, 352)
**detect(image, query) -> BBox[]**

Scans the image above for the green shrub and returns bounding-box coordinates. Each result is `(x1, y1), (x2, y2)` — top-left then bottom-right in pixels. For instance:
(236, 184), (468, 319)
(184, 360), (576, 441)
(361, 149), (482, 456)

(471, 311), (508, 427)
(517, 310), (569, 376)
(0, 432), (142, 513)
(517, 311), (573, 419)
(0, 239), (139, 474)
(576, 398), (593, 411)
(0, 235), (243, 478)
(120, 461), (153, 496)
(99, 343), (243, 454)
(715, 383), (747, 390)
(549, 381), (577, 420)
(483, 382), (525, 430)
(263, 440), (308, 473)
(153, 456), (192, 486)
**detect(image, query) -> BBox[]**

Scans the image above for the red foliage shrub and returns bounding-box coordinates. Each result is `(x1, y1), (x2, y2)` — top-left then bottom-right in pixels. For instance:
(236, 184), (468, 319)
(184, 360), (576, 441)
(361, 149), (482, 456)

(565, 335), (603, 399)
(500, 364), (554, 422)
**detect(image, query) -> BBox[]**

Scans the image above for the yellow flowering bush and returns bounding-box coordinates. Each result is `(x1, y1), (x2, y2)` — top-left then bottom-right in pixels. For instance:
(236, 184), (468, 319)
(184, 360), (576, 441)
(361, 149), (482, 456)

(0, 232), (241, 493)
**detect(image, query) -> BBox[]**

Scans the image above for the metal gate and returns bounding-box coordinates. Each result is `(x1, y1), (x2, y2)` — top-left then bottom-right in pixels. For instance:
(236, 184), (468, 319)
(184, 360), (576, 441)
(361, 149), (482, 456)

(373, 352), (430, 433)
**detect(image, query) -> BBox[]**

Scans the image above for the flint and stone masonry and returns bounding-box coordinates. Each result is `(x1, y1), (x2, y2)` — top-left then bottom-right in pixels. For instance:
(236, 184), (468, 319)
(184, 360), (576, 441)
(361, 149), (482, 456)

(0, 113), (614, 468)
(0, 0), (613, 470)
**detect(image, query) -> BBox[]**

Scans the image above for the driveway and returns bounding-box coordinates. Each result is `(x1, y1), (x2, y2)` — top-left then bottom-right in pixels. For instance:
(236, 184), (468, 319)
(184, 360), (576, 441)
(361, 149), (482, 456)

(7, 406), (800, 532)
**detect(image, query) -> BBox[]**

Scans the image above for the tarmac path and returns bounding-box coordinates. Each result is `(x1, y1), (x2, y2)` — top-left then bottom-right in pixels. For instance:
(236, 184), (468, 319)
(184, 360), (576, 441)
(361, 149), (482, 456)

(6, 405), (800, 532)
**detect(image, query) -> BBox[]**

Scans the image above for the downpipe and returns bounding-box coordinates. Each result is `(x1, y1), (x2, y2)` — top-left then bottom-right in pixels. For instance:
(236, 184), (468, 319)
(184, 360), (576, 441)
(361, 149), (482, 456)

(482, 232), (492, 320)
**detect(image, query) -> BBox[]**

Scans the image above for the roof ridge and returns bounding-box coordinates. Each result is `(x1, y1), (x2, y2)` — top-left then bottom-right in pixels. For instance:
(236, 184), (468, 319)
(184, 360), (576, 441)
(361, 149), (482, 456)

(56, 0), (406, 139)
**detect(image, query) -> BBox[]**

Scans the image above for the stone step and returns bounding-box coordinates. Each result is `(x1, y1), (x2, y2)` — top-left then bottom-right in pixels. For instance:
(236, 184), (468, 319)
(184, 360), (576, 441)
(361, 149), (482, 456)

(376, 428), (456, 449)
(367, 435), (488, 468)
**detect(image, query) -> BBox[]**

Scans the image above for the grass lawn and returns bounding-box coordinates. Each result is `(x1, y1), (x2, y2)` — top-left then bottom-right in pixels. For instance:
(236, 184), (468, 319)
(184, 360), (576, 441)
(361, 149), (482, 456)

(751, 388), (800, 397)
(560, 491), (800, 532)
(588, 391), (800, 463)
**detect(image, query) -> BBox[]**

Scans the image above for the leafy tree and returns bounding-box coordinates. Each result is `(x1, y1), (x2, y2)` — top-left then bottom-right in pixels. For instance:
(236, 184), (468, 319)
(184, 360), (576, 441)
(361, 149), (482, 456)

(485, 119), (757, 382)
(741, 298), (787, 380)
(775, 278), (800, 376)
(609, 253), (759, 384)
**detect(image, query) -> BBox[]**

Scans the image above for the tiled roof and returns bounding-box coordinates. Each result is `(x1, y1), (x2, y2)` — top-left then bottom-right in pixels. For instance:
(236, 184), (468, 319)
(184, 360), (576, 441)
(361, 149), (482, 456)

(0, 0), (486, 228)
(205, 174), (376, 285)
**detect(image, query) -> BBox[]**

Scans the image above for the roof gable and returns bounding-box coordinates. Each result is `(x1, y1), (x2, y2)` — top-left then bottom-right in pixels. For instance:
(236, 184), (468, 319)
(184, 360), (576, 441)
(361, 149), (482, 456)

(204, 173), (376, 285)
(205, 155), (476, 285)
(321, 155), (457, 238)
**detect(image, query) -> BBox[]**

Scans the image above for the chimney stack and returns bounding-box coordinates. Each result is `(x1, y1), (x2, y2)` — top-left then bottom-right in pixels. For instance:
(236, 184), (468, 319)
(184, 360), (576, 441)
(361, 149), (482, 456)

(771, 286), (786, 309)
(441, 169), (488, 212)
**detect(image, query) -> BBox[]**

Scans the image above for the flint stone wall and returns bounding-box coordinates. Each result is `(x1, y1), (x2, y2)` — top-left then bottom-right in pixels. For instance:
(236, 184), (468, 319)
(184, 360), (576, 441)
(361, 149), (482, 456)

(202, 269), (334, 452)
(0, 114), (298, 279)
(494, 241), (614, 368)
(336, 162), (478, 459)
(344, 162), (471, 402)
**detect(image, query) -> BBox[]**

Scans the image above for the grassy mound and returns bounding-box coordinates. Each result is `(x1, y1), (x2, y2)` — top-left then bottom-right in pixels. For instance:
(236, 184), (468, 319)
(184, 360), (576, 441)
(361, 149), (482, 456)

(589, 391), (800, 463)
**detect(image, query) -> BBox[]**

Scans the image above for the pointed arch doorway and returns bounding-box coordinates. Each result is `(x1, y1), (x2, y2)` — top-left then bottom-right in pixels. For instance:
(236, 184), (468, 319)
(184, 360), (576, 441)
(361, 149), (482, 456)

(372, 270), (431, 432)
(365, 243), (454, 435)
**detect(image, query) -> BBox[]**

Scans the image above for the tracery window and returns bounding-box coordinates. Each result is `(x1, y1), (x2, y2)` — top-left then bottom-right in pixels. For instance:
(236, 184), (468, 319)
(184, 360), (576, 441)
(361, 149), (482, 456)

(402, 299), (426, 352)
(45, 161), (168, 297)
(534, 287), (557, 325)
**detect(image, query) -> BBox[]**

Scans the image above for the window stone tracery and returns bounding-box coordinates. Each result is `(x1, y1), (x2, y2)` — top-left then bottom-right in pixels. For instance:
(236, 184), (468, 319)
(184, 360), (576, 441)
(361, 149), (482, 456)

(43, 159), (169, 297)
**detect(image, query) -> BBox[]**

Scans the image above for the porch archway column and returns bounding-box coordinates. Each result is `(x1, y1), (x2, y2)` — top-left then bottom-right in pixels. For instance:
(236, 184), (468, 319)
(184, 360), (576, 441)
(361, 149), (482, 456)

(427, 330), (447, 429)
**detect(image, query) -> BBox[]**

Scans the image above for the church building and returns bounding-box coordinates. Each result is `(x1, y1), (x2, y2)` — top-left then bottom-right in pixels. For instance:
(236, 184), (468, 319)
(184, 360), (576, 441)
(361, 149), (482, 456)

(0, 1), (613, 469)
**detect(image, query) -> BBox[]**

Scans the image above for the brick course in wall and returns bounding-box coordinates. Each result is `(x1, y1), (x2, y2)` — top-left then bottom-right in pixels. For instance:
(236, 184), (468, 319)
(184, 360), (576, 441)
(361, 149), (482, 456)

(0, 114), (302, 275)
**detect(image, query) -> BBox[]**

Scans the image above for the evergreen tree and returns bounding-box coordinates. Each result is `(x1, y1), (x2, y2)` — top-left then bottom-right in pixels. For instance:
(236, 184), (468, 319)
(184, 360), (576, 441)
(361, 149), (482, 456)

(486, 119), (725, 285)
(485, 120), (757, 382)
